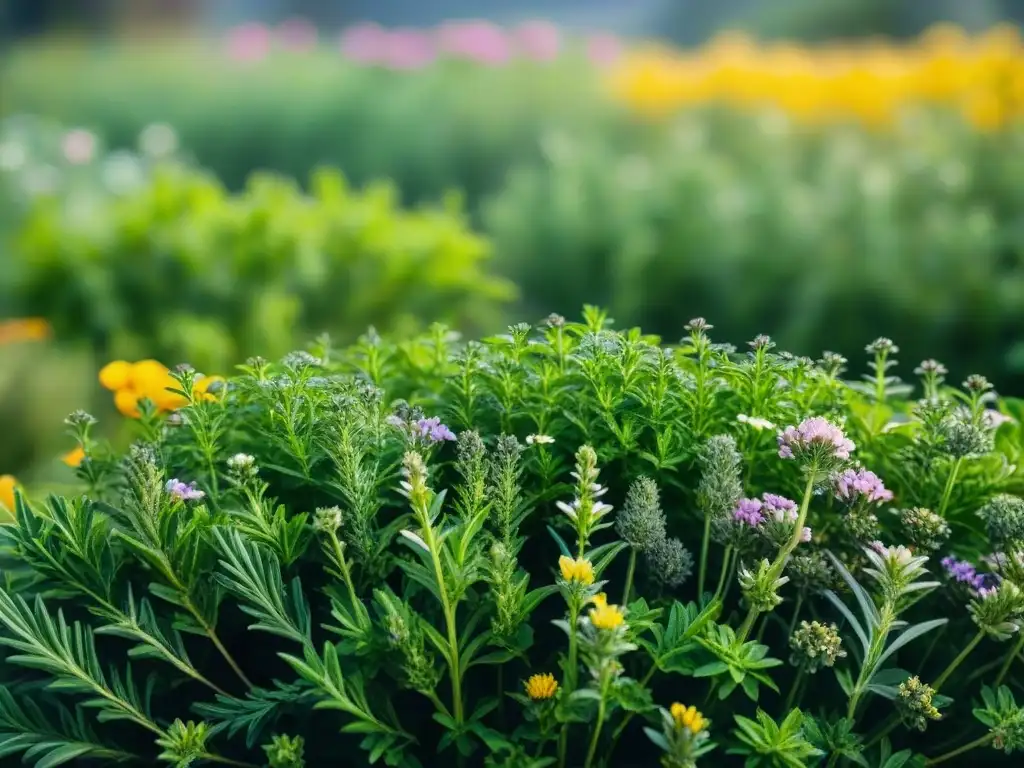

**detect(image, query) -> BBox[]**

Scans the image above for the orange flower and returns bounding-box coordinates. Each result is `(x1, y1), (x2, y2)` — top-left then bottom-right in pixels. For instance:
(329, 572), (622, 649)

(0, 318), (51, 345)
(101, 359), (222, 418)
(114, 388), (142, 418)
(99, 360), (133, 391)
(0, 475), (16, 514)
(61, 445), (86, 468)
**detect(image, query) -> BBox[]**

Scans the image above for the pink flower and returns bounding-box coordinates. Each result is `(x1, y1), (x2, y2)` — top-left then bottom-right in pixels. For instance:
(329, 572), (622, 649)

(62, 129), (96, 165)
(733, 498), (764, 527)
(801, 526), (812, 543)
(340, 22), (388, 63)
(586, 32), (623, 67)
(436, 20), (510, 65)
(833, 468), (894, 505)
(276, 17), (317, 53)
(514, 20), (560, 62)
(762, 493), (798, 523)
(225, 22), (271, 63)
(384, 28), (436, 70)
(778, 417), (855, 462)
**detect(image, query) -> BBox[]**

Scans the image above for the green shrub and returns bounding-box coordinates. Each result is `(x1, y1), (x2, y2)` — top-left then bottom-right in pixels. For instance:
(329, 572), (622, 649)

(9, 163), (514, 373)
(0, 43), (627, 207)
(484, 113), (1024, 390)
(3, 310), (1024, 767)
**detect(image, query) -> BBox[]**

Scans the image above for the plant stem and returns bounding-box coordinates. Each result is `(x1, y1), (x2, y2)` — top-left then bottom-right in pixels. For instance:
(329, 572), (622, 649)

(738, 470), (816, 644)
(558, 601), (582, 768)
(609, 664), (658, 747)
(933, 630), (984, 691)
(785, 595), (804, 640)
(698, 514), (712, 596)
(925, 733), (994, 765)
(995, 632), (1024, 686)
(191, 606), (253, 689)
(937, 457), (964, 518)
(203, 755), (259, 768)
(427, 547), (463, 725)
(784, 668), (805, 712)
(328, 531), (366, 628)
(584, 684), (609, 768)
(713, 547), (733, 601)
(622, 548), (637, 607)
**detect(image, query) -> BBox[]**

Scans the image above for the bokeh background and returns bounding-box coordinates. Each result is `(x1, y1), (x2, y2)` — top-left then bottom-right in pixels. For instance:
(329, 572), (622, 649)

(3, 0), (1024, 502)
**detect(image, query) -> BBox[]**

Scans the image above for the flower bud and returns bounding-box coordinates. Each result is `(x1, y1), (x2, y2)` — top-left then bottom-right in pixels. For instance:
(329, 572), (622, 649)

(896, 676), (941, 732)
(789, 621), (846, 673)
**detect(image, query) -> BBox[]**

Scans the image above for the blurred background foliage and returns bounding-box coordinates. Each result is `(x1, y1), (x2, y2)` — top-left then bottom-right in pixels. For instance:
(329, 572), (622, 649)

(2, 0), (1024, 489)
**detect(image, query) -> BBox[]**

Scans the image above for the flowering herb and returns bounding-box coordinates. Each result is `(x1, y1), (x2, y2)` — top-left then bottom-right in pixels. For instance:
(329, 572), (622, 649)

(0, 311), (1022, 767)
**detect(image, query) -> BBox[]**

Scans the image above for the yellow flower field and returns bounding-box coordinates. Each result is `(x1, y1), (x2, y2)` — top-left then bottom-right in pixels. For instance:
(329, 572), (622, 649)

(608, 23), (1024, 130)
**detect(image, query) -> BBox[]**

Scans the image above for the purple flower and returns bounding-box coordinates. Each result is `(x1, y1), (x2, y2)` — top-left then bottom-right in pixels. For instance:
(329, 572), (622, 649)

(514, 20), (561, 62)
(801, 526), (812, 543)
(941, 555), (986, 590)
(733, 498), (764, 527)
(413, 417), (456, 443)
(778, 417), (855, 461)
(165, 479), (205, 502)
(762, 493), (798, 523)
(832, 468), (894, 505)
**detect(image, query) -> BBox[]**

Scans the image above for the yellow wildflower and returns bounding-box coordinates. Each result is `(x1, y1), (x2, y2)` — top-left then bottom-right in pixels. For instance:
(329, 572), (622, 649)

(524, 673), (559, 701)
(99, 359), (223, 418)
(589, 599), (625, 631)
(61, 445), (86, 468)
(590, 593), (608, 609)
(670, 703), (707, 735)
(98, 360), (134, 391)
(0, 475), (16, 514)
(0, 318), (51, 345)
(558, 555), (595, 586)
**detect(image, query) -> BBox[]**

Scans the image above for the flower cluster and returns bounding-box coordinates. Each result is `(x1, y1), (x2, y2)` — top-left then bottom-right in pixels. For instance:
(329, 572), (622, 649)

(942, 555), (987, 591)
(832, 468), (893, 505)
(898, 507), (951, 553)
(558, 556), (595, 587)
(165, 478), (205, 502)
(524, 673), (559, 701)
(777, 416), (855, 468)
(789, 621), (846, 673)
(896, 676), (942, 732)
(99, 359), (221, 418)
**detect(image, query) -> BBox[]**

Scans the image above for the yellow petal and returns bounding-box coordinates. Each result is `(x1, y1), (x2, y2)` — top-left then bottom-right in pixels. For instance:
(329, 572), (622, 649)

(114, 389), (141, 418)
(61, 445), (85, 468)
(0, 475), (16, 514)
(98, 360), (133, 391)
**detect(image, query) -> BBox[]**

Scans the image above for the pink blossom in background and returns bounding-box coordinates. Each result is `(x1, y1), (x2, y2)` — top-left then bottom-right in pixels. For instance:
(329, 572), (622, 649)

(384, 29), (436, 71)
(225, 22), (271, 63)
(340, 22), (388, 64)
(586, 32), (623, 67)
(61, 129), (96, 165)
(436, 20), (510, 65)
(514, 20), (561, 62)
(276, 17), (317, 52)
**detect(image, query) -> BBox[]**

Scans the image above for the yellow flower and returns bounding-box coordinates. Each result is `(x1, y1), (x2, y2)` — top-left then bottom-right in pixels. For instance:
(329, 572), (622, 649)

(670, 703), (707, 735)
(98, 360), (133, 391)
(61, 445), (85, 468)
(590, 593), (608, 609)
(0, 317), (51, 346)
(0, 475), (16, 514)
(193, 375), (226, 402)
(558, 555), (595, 586)
(524, 673), (559, 701)
(589, 600), (625, 631)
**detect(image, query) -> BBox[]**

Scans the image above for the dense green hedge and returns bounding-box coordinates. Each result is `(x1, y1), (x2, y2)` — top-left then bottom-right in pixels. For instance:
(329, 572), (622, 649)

(9, 162), (513, 373)
(484, 112), (1024, 390)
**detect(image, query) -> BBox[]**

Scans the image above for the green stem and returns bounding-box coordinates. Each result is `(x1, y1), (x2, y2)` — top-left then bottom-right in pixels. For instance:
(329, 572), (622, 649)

(925, 733), (994, 765)
(785, 595), (804, 640)
(738, 470), (816, 644)
(610, 665), (658, 747)
(713, 547), (733, 601)
(933, 630), (984, 691)
(698, 515), (713, 596)
(558, 601), (582, 768)
(937, 457), (964, 518)
(584, 684), (609, 768)
(191, 604), (253, 689)
(622, 549), (637, 607)
(784, 668), (805, 712)
(995, 632), (1024, 686)
(203, 755), (259, 768)
(329, 532), (366, 628)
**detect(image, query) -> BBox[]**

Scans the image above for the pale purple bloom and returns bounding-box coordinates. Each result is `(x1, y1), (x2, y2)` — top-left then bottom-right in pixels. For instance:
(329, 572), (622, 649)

(225, 22), (271, 63)
(733, 498), (764, 527)
(832, 468), (893, 505)
(383, 28), (436, 70)
(977, 585), (999, 599)
(413, 417), (456, 443)
(762, 493), (798, 523)
(436, 20), (510, 65)
(340, 22), (388, 63)
(586, 33), (623, 67)
(514, 20), (561, 62)
(165, 479), (205, 502)
(983, 410), (1014, 429)
(941, 555), (986, 590)
(777, 417), (855, 461)
(801, 526), (812, 543)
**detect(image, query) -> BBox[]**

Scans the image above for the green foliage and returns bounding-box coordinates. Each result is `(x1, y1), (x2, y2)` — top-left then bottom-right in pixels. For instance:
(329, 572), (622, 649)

(1, 310), (1024, 766)
(8, 162), (512, 373)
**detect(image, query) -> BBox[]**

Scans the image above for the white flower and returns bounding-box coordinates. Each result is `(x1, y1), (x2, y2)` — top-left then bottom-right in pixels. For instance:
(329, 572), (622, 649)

(526, 434), (555, 445)
(0, 140), (27, 172)
(737, 414), (776, 431)
(138, 122), (179, 158)
(227, 453), (255, 470)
